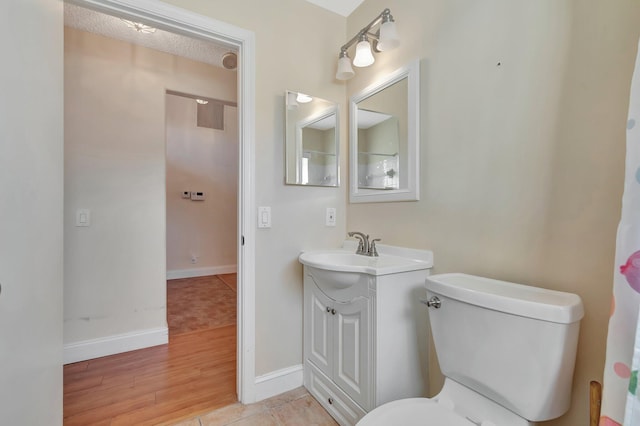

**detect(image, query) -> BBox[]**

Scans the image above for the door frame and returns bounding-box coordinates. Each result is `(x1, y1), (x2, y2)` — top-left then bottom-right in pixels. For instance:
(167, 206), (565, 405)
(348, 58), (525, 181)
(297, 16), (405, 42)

(66, 0), (257, 403)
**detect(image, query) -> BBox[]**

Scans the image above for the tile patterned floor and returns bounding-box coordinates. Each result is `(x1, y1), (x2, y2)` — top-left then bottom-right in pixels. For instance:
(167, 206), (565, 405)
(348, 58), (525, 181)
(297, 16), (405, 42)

(167, 275), (237, 335)
(171, 387), (338, 426)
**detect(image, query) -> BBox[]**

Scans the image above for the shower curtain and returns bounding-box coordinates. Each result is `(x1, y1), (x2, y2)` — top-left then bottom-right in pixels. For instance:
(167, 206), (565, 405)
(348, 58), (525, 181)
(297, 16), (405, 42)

(600, 38), (640, 426)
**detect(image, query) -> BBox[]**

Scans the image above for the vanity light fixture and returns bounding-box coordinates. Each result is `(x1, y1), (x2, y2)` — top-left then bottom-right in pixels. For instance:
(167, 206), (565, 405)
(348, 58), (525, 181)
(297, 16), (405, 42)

(120, 18), (157, 34)
(335, 8), (400, 80)
(196, 99), (209, 105)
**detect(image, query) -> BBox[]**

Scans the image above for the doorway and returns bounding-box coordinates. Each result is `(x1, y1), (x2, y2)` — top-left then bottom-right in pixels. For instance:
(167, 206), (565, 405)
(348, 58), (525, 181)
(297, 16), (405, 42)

(165, 90), (239, 368)
(63, 0), (256, 406)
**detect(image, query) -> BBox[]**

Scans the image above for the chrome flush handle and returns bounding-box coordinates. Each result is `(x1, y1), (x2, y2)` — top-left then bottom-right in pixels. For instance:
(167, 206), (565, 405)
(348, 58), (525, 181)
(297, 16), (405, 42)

(420, 296), (441, 309)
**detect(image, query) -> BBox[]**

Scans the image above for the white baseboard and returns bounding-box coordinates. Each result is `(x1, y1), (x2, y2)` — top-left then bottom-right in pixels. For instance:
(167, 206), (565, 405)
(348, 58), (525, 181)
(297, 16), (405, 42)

(167, 264), (237, 280)
(63, 327), (168, 365)
(254, 364), (304, 402)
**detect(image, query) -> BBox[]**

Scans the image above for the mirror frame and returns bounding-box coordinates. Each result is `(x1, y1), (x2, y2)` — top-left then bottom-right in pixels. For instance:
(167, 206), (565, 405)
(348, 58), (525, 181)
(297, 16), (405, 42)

(349, 60), (420, 203)
(285, 91), (340, 187)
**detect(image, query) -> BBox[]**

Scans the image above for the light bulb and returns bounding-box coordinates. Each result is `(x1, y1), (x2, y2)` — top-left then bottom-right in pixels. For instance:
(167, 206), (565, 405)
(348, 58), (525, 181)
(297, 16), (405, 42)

(296, 93), (313, 103)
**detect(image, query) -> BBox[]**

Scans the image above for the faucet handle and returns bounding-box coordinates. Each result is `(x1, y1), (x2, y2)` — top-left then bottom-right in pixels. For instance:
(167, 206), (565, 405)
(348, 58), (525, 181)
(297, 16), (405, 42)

(370, 238), (381, 257)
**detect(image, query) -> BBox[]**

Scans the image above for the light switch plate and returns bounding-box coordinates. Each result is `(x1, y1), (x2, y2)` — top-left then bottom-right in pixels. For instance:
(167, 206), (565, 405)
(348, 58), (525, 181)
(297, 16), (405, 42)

(326, 207), (336, 227)
(76, 209), (91, 227)
(190, 191), (206, 201)
(258, 206), (271, 228)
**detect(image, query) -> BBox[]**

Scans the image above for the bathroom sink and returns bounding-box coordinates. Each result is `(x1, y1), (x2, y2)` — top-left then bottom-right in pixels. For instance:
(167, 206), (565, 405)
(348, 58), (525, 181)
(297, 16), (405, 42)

(299, 250), (431, 276)
(299, 242), (433, 292)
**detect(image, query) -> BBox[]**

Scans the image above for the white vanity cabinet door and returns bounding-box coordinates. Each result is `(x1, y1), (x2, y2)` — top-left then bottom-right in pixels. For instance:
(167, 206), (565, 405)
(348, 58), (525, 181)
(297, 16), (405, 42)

(304, 273), (372, 415)
(306, 280), (333, 378)
(333, 297), (370, 411)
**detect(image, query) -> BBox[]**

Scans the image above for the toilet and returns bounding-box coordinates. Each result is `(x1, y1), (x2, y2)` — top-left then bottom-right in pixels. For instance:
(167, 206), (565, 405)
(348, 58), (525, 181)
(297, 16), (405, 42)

(357, 273), (584, 426)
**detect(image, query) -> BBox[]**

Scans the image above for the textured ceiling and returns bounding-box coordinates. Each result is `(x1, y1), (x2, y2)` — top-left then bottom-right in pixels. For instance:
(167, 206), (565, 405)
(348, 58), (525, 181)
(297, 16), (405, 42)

(304, 0), (365, 17)
(64, 1), (362, 68)
(64, 3), (236, 69)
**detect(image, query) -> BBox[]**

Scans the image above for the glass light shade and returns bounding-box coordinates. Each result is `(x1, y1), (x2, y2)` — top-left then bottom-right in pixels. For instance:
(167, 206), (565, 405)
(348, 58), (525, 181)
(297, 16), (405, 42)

(377, 21), (400, 51)
(353, 40), (375, 67)
(336, 56), (355, 80)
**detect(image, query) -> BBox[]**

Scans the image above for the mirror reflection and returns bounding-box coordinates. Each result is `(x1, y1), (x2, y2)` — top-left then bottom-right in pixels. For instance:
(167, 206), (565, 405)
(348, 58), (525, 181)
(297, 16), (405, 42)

(357, 77), (406, 190)
(285, 91), (339, 187)
(350, 61), (419, 203)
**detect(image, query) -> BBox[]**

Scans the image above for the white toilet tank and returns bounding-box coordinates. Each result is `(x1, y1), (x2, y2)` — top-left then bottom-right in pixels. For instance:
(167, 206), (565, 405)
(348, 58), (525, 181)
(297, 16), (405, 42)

(425, 273), (584, 422)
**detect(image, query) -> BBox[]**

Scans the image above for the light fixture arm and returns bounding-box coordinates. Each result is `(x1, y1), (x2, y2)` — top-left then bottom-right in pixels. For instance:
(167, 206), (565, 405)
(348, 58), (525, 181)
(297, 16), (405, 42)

(338, 8), (392, 53)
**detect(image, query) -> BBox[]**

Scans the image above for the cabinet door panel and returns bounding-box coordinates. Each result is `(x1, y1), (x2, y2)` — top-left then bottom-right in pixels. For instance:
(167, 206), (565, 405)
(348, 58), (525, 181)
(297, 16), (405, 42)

(306, 282), (333, 376)
(334, 297), (370, 410)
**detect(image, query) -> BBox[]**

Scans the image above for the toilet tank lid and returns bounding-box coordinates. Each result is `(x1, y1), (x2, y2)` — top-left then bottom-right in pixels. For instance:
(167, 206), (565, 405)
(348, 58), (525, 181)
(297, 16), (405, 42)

(425, 273), (584, 324)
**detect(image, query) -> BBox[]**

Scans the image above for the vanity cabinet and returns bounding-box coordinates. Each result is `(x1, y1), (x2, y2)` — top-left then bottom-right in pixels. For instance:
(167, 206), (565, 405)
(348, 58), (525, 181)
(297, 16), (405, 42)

(301, 245), (433, 426)
(306, 279), (370, 410)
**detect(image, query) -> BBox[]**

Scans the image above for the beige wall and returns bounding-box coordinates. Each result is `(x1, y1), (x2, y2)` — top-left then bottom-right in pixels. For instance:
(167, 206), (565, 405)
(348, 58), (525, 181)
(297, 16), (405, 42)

(0, 1), (63, 424)
(62, 1), (640, 423)
(347, 0), (640, 425)
(155, 0), (348, 375)
(166, 95), (238, 272)
(64, 27), (237, 343)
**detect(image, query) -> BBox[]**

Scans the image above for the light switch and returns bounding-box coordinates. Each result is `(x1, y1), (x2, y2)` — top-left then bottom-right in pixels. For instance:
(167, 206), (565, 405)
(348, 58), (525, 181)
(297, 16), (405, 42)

(258, 206), (271, 228)
(191, 191), (206, 201)
(76, 209), (91, 227)
(326, 207), (336, 227)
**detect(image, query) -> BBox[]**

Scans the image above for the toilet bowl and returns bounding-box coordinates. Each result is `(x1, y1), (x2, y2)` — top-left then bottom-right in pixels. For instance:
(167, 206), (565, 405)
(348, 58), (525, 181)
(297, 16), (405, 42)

(357, 273), (583, 426)
(357, 399), (474, 426)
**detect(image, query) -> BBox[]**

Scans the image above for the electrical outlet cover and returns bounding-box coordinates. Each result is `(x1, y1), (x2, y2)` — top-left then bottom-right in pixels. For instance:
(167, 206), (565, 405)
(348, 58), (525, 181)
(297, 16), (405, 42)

(326, 207), (336, 226)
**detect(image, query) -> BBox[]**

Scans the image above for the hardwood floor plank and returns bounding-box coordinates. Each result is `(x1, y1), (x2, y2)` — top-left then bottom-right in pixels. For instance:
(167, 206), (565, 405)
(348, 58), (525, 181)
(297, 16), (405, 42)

(111, 393), (237, 426)
(63, 275), (237, 425)
(64, 391), (157, 425)
(63, 373), (103, 394)
(63, 361), (89, 374)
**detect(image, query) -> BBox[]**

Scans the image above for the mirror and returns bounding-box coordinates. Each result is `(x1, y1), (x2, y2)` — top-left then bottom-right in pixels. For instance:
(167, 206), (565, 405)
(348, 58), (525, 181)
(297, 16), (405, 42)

(285, 91), (339, 186)
(350, 60), (420, 202)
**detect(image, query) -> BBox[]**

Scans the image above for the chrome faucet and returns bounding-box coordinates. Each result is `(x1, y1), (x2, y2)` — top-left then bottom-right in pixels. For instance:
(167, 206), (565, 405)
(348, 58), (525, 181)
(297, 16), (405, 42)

(347, 231), (380, 257)
(370, 238), (381, 257)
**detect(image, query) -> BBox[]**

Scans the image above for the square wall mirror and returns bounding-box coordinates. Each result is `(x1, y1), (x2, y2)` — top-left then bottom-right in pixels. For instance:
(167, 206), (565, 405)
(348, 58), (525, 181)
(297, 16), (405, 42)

(285, 91), (339, 187)
(350, 60), (420, 202)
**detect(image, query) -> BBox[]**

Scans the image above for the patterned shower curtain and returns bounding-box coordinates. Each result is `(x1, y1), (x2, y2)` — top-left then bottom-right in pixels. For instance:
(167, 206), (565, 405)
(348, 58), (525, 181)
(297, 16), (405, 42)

(600, 38), (640, 426)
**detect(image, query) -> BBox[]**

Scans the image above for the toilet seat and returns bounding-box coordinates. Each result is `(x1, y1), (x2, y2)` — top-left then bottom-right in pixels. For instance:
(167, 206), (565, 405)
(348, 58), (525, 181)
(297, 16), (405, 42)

(357, 398), (474, 426)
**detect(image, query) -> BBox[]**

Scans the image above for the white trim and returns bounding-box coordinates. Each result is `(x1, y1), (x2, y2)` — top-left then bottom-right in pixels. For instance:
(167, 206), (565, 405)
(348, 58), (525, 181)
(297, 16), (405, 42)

(254, 365), (304, 402)
(237, 17), (257, 405)
(67, 0), (256, 403)
(167, 264), (237, 280)
(63, 327), (168, 365)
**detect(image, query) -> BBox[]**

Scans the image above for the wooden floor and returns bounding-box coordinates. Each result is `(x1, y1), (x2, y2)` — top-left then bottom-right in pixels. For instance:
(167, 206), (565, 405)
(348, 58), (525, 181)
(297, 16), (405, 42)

(63, 275), (238, 425)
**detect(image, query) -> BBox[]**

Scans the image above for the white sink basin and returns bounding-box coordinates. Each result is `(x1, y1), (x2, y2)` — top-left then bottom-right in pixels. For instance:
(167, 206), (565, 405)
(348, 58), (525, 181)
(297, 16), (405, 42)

(299, 250), (432, 276)
(299, 241), (433, 291)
